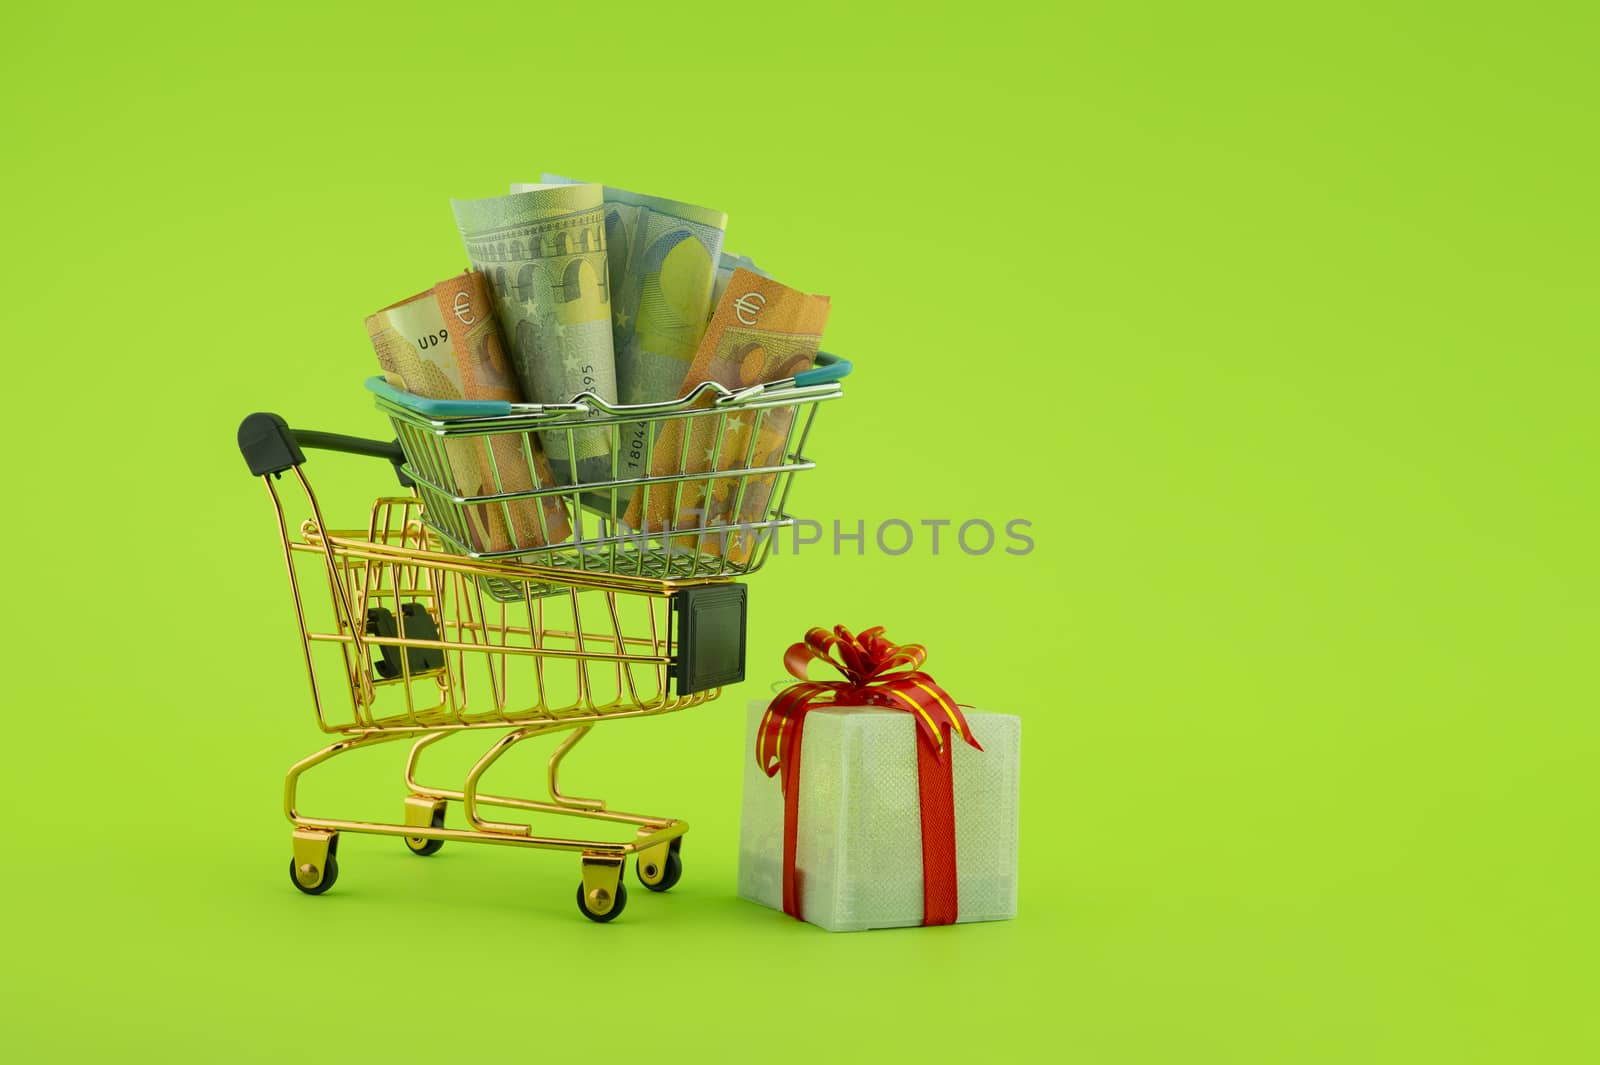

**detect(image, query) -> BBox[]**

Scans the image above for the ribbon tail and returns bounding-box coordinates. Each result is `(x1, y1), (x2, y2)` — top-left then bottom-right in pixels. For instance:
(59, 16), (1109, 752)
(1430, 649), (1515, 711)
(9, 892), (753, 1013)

(780, 711), (807, 921)
(915, 722), (959, 926)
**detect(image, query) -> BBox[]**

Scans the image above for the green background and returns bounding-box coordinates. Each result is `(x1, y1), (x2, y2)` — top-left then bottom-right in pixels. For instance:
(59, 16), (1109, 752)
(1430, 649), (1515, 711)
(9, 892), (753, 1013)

(5, 2), (1594, 1060)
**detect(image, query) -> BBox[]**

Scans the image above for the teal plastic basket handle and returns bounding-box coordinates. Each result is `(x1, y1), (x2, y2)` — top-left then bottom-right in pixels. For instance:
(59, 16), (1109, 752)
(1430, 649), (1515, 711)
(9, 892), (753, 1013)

(364, 376), (515, 418)
(795, 352), (852, 387)
(365, 351), (852, 418)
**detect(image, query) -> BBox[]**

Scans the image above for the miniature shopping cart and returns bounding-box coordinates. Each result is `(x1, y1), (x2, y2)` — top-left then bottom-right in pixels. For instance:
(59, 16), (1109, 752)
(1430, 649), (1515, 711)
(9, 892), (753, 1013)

(238, 354), (849, 921)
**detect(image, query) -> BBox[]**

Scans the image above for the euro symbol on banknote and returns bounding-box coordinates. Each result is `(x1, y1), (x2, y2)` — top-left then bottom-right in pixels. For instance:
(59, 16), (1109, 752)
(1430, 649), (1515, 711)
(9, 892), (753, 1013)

(734, 291), (766, 325)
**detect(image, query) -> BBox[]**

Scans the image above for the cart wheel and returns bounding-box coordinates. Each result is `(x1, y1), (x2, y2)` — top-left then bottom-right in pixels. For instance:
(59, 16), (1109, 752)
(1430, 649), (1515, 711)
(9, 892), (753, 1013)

(288, 855), (339, 896)
(575, 880), (628, 923)
(638, 849), (683, 893)
(404, 807), (446, 857)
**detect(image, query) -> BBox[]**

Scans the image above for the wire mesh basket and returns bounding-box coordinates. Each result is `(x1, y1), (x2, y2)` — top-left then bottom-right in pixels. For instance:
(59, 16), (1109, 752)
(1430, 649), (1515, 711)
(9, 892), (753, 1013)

(368, 352), (849, 594)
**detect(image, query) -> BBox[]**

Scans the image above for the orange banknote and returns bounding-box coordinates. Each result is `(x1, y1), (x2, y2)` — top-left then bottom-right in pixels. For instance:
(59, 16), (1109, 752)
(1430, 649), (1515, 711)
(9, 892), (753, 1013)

(366, 271), (572, 553)
(623, 269), (829, 562)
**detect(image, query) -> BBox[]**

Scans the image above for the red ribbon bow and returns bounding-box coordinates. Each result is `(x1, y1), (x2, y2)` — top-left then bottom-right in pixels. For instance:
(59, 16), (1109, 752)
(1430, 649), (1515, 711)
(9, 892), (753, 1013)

(757, 625), (982, 925)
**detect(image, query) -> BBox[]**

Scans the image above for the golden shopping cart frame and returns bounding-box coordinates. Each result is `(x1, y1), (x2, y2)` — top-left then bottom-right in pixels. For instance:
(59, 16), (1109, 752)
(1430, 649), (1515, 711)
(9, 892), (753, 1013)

(240, 418), (751, 922)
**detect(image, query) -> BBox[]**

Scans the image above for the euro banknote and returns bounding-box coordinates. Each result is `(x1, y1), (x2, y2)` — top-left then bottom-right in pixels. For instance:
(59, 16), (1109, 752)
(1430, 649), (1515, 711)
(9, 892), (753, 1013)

(365, 271), (572, 552)
(526, 176), (727, 403)
(524, 176), (729, 508)
(451, 184), (618, 487)
(623, 269), (830, 563)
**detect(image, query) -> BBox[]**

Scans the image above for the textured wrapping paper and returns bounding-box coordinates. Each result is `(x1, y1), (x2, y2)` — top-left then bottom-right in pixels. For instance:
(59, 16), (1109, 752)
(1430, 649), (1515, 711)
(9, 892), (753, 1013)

(739, 700), (1021, 932)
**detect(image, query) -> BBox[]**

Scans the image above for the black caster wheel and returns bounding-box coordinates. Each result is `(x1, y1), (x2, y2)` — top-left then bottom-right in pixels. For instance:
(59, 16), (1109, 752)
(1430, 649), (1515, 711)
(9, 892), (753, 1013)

(638, 849), (682, 893)
(576, 880), (628, 923)
(288, 855), (339, 896)
(404, 807), (446, 856)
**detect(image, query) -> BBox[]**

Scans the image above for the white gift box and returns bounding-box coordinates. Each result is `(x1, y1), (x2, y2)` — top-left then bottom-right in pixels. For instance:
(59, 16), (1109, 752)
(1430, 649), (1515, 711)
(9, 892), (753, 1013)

(738, 699), (1021, 931)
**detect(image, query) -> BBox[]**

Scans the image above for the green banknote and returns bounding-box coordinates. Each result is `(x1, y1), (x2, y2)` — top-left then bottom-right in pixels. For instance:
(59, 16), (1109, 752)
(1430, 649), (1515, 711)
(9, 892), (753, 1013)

(451, 183), (618, 487)
(528, 176), (727, 403)
(526, 176), (729, 506)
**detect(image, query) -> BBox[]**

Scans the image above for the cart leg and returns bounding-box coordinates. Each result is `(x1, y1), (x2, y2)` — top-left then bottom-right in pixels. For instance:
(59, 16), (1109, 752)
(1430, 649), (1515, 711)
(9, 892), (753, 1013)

(401, 731), (452, 798)
(576, 853), (627, 922)
(289, 827), (339, 895)
(462, 726), (546, 835)
(547, 725), (605, 811)
(285, 731), (410, 823)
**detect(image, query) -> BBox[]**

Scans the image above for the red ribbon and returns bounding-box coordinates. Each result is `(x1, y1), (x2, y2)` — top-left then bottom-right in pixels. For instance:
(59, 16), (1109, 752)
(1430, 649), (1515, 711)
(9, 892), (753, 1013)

(757, 625), (981, 925)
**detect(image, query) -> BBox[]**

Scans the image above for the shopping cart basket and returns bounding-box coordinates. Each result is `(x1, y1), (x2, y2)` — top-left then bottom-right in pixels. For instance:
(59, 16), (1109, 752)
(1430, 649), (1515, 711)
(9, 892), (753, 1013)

(369, 351), (851, 585)
(237, 354), (848, 922)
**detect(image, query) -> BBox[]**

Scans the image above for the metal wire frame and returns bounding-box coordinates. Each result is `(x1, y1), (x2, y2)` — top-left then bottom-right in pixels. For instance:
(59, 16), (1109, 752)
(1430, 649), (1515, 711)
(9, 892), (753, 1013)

(262, 464), (728, 912)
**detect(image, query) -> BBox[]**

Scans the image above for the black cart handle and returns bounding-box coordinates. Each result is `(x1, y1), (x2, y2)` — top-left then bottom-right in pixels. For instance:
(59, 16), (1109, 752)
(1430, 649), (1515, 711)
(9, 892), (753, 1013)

(238, 412), (413, 487)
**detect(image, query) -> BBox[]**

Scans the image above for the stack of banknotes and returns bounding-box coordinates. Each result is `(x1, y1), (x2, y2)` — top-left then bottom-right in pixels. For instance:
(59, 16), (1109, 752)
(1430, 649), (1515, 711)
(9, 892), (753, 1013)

(365, 176), (830, 562)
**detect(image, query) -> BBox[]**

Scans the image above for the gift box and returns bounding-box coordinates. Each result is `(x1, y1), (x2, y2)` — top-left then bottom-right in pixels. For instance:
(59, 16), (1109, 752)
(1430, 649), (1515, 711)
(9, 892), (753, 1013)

(739, 703), (1021, 930)
(736, 626), (1021, 931)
